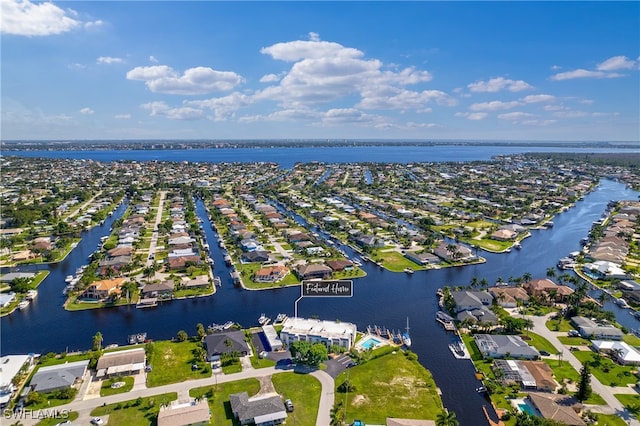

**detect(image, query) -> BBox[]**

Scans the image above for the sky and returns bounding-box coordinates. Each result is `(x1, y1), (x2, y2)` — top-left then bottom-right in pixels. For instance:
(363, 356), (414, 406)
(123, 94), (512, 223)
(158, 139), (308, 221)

(1, 1), (639, 142)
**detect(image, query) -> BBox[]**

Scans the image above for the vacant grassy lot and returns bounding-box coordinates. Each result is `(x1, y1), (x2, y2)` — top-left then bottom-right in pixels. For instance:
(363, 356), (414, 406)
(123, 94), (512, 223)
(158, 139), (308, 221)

(615, 393), (640, 413)
(595, 413), (630, 426)
(272, 372), (321, 426)
(557, 336), (591, 346)
(623, 333), (640, 346)
(146, 339), (211, 387)
(335, 351), (442, 424)
(542, 359), (606, 405)
(375, 250), (423, 272)
(545, 316), (574, 332)
(91, 392), (177, 426)
(190, 378), (260, 425)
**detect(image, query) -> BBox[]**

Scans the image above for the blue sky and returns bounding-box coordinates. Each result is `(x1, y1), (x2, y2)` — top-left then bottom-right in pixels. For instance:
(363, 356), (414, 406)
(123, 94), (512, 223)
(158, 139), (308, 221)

(1, 1), (639, 141)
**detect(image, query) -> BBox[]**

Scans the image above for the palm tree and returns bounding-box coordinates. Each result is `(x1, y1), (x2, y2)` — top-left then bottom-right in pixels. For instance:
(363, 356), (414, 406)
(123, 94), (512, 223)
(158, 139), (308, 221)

(546, 267), (556, 279)
(436, 409), (459, 426)
(93, 331), (103, 351)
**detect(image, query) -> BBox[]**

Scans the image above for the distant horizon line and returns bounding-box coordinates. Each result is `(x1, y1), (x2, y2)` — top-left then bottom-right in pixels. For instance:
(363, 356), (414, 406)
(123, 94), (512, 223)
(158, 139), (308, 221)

(2, 138), (638, 145)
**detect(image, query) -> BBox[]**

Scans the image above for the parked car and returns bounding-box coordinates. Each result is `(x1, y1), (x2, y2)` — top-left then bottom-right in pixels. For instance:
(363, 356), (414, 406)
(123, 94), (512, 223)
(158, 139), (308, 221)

(539, 350), (551, 356)
(91, 418), (104, 425)
(568, 330), (580, 337)
(284, 399), (294, 412)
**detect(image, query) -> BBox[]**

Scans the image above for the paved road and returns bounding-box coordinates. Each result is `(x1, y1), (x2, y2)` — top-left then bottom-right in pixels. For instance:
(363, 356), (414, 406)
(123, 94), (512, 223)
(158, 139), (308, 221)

(525, 312), (640, 425)
(14, 365), (334, 426)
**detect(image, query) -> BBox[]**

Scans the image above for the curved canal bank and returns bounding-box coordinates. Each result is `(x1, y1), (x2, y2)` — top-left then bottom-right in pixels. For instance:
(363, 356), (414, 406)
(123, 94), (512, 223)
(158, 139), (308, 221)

(2, 178), (639, 425)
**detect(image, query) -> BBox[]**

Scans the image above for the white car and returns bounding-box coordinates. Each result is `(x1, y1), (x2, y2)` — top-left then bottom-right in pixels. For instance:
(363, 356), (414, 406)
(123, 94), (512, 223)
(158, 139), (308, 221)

(90, 418), (104, 425)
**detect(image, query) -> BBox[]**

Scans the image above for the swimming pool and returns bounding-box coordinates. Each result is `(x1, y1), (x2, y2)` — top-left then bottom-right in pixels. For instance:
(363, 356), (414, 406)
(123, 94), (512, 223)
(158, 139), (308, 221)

(360, 337), (381, 350)
(517, 402), (536, 416)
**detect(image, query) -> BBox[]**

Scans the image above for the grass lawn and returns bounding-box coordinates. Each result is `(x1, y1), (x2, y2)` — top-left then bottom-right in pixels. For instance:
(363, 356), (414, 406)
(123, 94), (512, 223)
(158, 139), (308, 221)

(475, 238), (511, 252)
(572, 351), (638, 387)
(272, 372), (321, 426)
(222, 363), (243, 374)
(65, 296), (135, 311)
(542, 359), (606, 405)
(35, 411), (79, 426)
(146, 340), (212, 387)
(521, 331), (559, 355)
(335, 351), (442, 424)
(546, 317), (575, 332)
(90, 392), (177, 425)
(615, 393), (640, 412)
(557, 336), (591, 346)
(100, 376), (135, 397)
(190, 378), (260, 425)
(595, 413), (630, 426)
(623, 334), (640, 346)
(375, 251), (423, 272)
(174, 285), (214, 298)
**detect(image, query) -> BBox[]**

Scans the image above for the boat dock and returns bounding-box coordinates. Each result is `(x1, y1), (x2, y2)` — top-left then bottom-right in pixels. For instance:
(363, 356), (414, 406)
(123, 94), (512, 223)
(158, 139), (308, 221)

(436, 311), (457, 331)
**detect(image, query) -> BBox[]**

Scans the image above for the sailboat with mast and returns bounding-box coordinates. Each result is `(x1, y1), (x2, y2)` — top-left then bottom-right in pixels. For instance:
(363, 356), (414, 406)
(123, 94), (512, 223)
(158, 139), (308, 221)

(402, 317), (412, 348)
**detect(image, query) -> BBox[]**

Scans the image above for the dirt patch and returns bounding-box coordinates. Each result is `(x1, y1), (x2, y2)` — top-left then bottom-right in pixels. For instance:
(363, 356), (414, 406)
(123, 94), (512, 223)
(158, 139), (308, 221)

(352, 394), (369, 406)
(257, 375), (277, 396)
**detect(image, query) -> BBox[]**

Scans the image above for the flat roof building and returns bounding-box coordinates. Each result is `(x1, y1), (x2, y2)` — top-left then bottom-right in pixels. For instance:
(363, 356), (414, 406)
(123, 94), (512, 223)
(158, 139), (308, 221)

(157, 399), (210, 426)
(96, 348), (146, 378)
(280, 317), (357, 350)
(262, 325), (283, 351)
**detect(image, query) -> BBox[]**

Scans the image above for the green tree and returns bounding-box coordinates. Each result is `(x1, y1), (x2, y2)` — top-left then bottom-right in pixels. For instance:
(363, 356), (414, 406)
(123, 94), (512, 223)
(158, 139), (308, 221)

(576, 364), (592, 402)
(196, 323), (206, 339)
(436, 409), (459, 426)
(308, 343), (329, 366)
(330, 402), (345, 426)
(176, 330), (188, 342)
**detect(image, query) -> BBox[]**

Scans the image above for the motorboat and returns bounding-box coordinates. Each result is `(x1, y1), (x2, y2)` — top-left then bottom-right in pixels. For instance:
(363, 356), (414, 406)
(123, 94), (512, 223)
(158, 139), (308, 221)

(258, 313), (268, 325)
(17, 300), (30, 310)
(26, 290), (37, 300)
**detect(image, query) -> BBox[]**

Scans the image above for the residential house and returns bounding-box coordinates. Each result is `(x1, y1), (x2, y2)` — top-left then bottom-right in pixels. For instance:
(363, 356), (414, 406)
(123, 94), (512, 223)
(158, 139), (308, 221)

(95, 348), (146, 378)
(451, 291), (493, 312)
(204, 331), (250, 362)
(490, 229), (517, 241)
(0, 354), (34, 408)
(157, 399), (211, 426)
(229, 392), (287, 426)
(523, 278), (574, 302)
(325, 259), (354, 272)
(141, 281), (174, 299)
(83, 278), (125, 300)
(182, 275), (210, 289)
(493, 359), (557, 391)
(254, 266), (289, 283)
(526, 393), (585, 426)
(296, 263), (333, 280)
(0, 292), (16, 308)
(474, 334), (540, 359)
(489, 287), (530, 308)
(434, 241), (476, 262)
(571, 316), (624, 340)
(592, 340), (640, 365)
(242, 250), (271, 263)
(29, 360), (89, 393)
(404, 251), (442, 266)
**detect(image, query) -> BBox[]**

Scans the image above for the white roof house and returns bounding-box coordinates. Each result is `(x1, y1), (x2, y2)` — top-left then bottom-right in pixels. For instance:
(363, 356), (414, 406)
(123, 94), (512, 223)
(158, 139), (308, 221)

(592, 340), (640, 365)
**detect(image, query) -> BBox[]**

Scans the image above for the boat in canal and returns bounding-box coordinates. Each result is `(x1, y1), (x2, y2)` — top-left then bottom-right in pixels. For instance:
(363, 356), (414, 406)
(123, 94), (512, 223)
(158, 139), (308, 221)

(17, 300), (30, 310)
(402, 317), (412, 347)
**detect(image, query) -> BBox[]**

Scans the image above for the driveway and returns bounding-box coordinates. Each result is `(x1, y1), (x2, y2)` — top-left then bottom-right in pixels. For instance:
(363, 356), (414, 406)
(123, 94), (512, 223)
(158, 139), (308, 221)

(324, 354), (355, 378)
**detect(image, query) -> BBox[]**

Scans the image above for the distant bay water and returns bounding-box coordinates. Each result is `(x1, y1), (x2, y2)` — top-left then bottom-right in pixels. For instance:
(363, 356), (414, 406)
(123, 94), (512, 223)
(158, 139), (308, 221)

(6, 145), (639, 168)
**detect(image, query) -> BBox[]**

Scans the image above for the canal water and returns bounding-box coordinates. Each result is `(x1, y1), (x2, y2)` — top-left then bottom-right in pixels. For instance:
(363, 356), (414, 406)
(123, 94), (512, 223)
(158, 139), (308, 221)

(1, 178), (638, 425)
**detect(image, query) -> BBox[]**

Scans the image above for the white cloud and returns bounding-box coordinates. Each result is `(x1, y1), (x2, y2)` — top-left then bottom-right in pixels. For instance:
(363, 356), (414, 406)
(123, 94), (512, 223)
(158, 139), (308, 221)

(84, 19), (103, 29)
(127, 65), (244, 95)
(497, 112), (534, 121)
(551, 65), (562, 71)
(308, 32), (320, 42)
(256, 34), (446, 113)
(543, 104), (566, 112)
(553, 110), (588, 118)
(550, 68), (622, 81)
(259, 73), (282, 83)
(1, 0), (81, 36)
(467, 77), (533, 93)
(114, 114), (131, 119)
(141, 101), (203, 120)
(521, 119), (556, 126)
(97, 56), (123, 65)
(469, 101), (520, 111)
(149, 56), (159, 63)
(455, 112), (488, 120)
(596, 55), (636, 71)
(185, 92), (251, 120)
(238, 108), (319, 123)
(79, 107), (94, 115)
(522, 94), (555, 103)
(321, 108), (378, 125)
